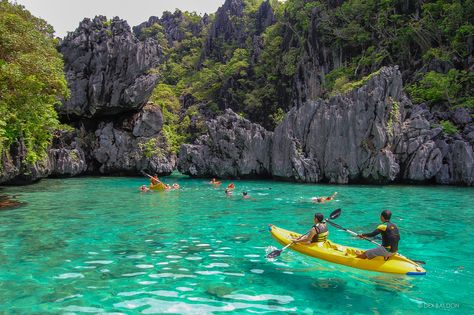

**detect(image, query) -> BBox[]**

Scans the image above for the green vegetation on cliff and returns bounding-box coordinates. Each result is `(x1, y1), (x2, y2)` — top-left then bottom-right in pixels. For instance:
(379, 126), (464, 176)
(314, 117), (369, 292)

(0, 0), (69, 162)
(145, 0), (472, 142)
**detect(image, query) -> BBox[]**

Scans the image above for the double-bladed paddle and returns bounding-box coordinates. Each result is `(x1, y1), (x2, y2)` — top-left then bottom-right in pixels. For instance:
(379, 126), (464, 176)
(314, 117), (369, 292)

(266, 208), (341, 259)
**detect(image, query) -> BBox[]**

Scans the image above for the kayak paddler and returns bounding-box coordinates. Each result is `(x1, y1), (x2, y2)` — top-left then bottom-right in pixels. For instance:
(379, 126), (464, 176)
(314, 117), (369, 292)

(150, 174), (160, 185)
(356, 210), (400, 260)
(292, 213), (329, 245)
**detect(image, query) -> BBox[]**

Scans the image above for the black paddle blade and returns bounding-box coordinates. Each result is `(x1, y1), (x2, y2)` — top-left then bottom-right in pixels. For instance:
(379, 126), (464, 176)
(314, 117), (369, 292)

(266, 249), (282, 259)
(329, 208), (341, 220)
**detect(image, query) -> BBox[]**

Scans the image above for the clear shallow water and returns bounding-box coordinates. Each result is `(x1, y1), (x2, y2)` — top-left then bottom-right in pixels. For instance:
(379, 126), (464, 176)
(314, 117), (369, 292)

(0, 175), (472, 314)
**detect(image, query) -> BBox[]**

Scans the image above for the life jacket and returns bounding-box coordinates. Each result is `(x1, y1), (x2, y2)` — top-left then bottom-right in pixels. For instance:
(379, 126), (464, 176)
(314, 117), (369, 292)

(311, 223), (328, 243)
(378, 221), (400, 252)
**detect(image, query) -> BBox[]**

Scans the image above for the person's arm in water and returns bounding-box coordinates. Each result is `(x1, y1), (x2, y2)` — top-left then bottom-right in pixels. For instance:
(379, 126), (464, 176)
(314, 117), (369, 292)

(293, 228), (316, 245)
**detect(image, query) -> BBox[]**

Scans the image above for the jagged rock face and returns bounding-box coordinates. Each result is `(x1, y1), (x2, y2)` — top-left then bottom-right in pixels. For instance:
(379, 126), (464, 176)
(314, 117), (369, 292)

(0, 140), (52, 185)
(178, 109), (272, 178)
(59, 16), (162, 119)
(274, 67), (408, 183)
(92, 105), (173, 174)
(204, 0), (246, 62)
(178, 67), (474, 185)
(255, 1), (275, 35)
(0, 105), (174, 184)
(134, 11), (208, 46)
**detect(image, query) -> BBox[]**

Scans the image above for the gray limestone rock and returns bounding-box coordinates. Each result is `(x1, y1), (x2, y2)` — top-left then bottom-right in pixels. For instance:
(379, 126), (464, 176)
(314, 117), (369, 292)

(58, 16), (162, 119)
(178, 109), (272, 178)
(178, 66), (473, 186)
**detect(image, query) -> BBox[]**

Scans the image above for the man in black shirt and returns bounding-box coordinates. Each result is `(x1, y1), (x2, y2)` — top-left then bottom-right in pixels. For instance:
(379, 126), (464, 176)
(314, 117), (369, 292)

(356, 210), (400, 260)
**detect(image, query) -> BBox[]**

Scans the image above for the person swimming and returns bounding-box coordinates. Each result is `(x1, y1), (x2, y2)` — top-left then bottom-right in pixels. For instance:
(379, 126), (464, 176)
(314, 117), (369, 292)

(242, 191), (250, 199)
(210, 178), (221, 185)
(312, 192), (337, 203)
(225, 188), (233, 196)
(139, 185), (149, 192)
(172, 183), (180, 189)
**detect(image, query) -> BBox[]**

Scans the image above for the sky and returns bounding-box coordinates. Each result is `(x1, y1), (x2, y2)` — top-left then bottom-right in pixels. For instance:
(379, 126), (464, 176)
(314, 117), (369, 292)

(12, 0), (226, 38)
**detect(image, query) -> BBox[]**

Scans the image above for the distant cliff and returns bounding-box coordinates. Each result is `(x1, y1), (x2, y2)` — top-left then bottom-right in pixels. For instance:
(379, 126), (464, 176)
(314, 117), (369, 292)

(1, 16), (174, 184)
(178, 67), (473, 185)
(1, 0), (472, 186)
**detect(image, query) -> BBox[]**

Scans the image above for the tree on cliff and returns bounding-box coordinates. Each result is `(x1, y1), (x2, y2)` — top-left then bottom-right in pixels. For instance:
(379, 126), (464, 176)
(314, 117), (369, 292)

(0, 0), (69, 162)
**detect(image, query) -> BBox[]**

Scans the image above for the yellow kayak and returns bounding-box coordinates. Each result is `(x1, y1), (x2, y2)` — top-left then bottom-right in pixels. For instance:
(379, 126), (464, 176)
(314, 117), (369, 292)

(149, 182), (167, 191)
(269, 225), (426, 275)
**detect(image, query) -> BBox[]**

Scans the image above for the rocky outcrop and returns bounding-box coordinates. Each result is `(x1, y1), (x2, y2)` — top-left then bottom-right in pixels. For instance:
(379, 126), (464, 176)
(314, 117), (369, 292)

(203, 0), (246, 62)
(0, 104), (174, 185)
(58, 16), (162, 119)
(0, 140), (52, 185)
(92, 104), (173, 174)
(178, 67), (474, 185)
(134, 11), (208, 46)
(178, 109), (272, 178)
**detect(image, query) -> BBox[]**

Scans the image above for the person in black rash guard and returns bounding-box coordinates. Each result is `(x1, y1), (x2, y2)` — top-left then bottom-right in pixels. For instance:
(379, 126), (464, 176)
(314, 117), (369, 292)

(292, 213), (329, 245)
(356, 210), (400, 260)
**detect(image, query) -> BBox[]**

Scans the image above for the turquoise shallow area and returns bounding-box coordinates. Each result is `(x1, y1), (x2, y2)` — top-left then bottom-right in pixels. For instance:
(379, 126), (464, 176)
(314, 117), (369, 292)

(0, 175), (473, 314)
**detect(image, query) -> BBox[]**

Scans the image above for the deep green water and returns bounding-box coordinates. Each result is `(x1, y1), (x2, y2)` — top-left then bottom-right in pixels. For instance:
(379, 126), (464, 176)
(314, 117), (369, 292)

(0, 174), (472, 314)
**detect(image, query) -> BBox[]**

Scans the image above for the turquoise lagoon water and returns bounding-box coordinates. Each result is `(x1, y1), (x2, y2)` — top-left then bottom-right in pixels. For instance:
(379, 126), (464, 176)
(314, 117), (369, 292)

(0, 175), (473, 314)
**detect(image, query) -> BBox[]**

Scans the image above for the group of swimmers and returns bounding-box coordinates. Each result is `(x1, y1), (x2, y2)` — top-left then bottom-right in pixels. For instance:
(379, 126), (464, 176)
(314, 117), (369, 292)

(141, 175), (337, 204)
(209, 178), (254, 199)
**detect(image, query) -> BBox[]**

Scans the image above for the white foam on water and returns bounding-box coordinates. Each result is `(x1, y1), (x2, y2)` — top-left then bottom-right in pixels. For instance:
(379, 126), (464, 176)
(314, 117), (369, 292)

(196, 244), (210, 247)
(185, 256), (202, 261)
(176, 287), (194, 292)
(114, 298), (297, 314)
(204, 263), (230, 268)
(121, 272), (147, 277)
(74, 266), (96, 269)
(223, 272), (245, 277)
(150, 290), (179, 297)
(118, 291), (144, 297)
(250, 269), (264, 274)
(166, 255), (182, 259)
(209, 254), (230, 258)
(127, 255), (145, 259)
(136, 264), (154, 269)
(156, 262), (168, 265)
(195, 270), (222, 275)
(85, 260), (113, 265)
(54, 273), (84, 279)
(149, 273), (197, 279)
(244, 254), (260, 258)
(139, 281), (157, 285)
(55, 294), (83, 302)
